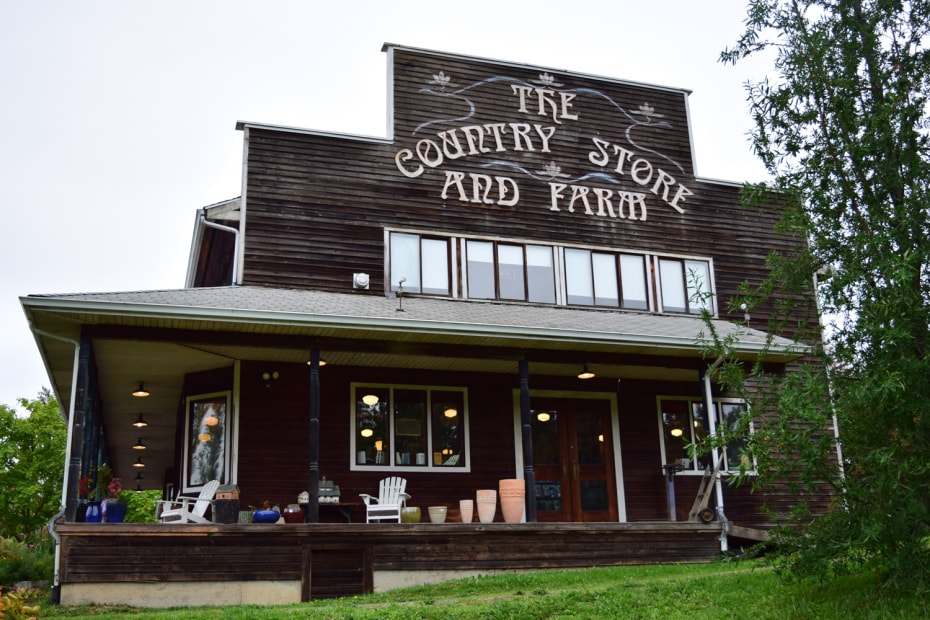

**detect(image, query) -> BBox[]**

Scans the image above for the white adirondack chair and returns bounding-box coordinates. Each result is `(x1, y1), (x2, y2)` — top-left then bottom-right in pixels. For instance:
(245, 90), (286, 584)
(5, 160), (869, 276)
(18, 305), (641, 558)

(156, 479), (220, 524)
(359, 476), (410, 523)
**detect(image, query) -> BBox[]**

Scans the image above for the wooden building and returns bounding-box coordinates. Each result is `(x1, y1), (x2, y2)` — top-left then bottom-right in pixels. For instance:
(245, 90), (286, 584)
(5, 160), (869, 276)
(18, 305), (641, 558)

(23, 45), (833, 607)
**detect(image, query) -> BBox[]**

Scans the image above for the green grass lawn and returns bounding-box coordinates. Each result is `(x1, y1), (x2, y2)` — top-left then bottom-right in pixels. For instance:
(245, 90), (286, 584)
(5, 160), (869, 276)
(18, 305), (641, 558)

(33, 560), (930, 619)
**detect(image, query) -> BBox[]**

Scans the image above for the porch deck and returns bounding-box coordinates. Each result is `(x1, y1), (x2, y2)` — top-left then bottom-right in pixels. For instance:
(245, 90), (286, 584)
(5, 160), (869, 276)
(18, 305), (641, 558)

(56, 521), (725, 607)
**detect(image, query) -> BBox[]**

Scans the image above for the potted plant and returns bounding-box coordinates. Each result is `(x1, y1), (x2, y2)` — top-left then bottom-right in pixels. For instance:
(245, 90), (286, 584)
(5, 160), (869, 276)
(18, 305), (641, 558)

(77, 475), (95, 522)
(97, 465), (128, 523)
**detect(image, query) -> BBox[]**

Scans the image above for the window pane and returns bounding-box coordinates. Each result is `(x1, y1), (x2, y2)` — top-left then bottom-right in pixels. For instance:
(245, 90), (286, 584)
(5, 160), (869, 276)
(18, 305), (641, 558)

(431, 391), (465, 467)
(719, 403), (749, 470)
(393, 390), (427, 466)
(355, 387), (390, 465)
(188, 395), (228, 487)
(526, 245), (555, 303)
(565, 248), (593, 305)
(685, 259), (711, 314)
(466, 240), (495, 299)
(498, 244), (525, 300)
(660, 400), (689, 467)
(592, 253), (619, 307)
(390, 232), (421, 292)
(659, 259), (686, 313)
(421, 238), (450, 295)
(691, 402), (712, 470)
(619, 254), (648, 310)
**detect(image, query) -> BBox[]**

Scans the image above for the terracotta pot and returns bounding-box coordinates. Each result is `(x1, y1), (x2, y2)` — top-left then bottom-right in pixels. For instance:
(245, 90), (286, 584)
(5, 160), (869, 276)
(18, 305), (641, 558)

(459, 499), (474, 523)
(476, 489), (497, 523)
(499, 479), (525, 523)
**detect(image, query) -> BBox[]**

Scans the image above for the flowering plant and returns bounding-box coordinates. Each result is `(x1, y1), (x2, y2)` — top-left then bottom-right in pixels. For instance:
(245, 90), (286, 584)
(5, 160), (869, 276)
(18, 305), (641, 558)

(78, 476), (92, 499)
(107, 477), (123, 499)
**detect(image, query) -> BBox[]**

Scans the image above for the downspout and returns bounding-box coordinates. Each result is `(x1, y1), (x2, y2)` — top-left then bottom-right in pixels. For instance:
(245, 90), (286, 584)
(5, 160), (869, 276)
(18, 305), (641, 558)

(30, 328), (81, 605)
(701, 367), (729, 553)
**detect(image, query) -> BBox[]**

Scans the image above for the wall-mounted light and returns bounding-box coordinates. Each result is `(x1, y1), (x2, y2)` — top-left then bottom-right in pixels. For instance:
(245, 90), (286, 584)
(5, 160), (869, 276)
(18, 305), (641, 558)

(307, 358), (327, 366)
(131, 382), (150, 397)
(262, 371), (279, 387)
(353, 272), (370, 290)
(443, 407), (458, 418)
(132, 414), (149, 428)
(132, 457), (146, 468)
(577, 364), (595, 380)
(362, 394), (379, 406)
(535, 411), (552, 423)
(133, 438), (147, 450)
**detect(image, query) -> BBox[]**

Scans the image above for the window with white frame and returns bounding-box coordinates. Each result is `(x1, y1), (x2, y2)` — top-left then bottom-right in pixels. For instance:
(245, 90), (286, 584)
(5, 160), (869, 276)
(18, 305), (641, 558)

(389, 232), (451, 295)
(657, 258), (712, 314)
(386, 231), (713, 316)
(657, 397), (753, 473)
(352, 384), (468, 471)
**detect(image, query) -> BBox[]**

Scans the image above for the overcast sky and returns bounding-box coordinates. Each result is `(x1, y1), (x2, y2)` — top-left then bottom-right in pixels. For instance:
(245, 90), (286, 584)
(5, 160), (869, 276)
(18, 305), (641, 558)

(0, 1), (772, 412)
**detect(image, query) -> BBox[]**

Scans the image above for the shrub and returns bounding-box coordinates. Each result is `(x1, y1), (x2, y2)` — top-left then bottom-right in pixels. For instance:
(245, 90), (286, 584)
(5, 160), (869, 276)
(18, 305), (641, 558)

(0, 535), (53, 587)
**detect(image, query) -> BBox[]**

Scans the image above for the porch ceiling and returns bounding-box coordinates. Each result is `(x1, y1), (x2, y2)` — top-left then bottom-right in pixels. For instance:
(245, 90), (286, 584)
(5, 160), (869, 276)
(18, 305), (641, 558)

(22, 285), (805, 490)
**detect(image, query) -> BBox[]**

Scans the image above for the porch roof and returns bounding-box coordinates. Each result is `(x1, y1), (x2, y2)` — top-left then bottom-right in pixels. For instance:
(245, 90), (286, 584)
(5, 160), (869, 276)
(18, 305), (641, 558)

(22, 285), (805, 484)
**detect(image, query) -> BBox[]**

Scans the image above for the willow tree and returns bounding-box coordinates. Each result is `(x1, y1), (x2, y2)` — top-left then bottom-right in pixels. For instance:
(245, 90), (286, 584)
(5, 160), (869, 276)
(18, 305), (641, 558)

(715, 0), (930, 589)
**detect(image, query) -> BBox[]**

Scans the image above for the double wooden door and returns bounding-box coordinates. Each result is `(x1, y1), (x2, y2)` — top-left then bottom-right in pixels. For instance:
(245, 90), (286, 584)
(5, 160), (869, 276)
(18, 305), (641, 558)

(531, 397), (618, 522)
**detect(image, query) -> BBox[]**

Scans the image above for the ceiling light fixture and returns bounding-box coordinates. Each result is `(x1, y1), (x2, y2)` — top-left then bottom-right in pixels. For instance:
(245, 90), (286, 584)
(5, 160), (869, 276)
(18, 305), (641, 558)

(443, 407), (458, 418)
(360, 428), (374, 438)
(131, 382), (150, 397)
(133, 438), (147, 450)
(536, 411), (551, 423)
(577, 364), (595, 380)
(362, 394), (379, 406)
(132, 457), (146, 468)
(132, 414), (149, 428)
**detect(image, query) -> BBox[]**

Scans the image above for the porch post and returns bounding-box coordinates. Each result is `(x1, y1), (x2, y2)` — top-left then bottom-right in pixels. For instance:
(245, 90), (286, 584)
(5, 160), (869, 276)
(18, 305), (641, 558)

(307, 347), (321, 523)
(519, 358), (537, 522)
(700, 367), (728, 552)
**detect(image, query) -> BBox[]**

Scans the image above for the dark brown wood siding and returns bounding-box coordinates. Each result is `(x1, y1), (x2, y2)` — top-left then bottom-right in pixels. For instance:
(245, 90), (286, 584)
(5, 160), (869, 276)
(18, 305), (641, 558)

(238, 48), (810, 339)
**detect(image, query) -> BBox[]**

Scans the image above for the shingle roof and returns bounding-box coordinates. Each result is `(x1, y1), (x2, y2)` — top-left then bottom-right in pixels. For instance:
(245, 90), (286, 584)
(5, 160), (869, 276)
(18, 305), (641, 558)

(23, 285), (801, 359)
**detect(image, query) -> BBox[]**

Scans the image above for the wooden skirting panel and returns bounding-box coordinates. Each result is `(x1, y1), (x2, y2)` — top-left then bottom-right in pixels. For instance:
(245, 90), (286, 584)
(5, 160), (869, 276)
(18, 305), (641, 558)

(57, 522), (722, 602)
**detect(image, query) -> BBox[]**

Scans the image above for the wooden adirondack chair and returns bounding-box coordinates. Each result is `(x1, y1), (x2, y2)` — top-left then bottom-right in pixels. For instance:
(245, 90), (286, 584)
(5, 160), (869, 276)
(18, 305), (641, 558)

(156, 479), (220, 524)
(359, 476), (410, 523)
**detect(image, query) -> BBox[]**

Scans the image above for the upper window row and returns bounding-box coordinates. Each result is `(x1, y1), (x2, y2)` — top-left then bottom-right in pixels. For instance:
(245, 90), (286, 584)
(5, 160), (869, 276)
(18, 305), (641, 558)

(388, 232), (714, 315)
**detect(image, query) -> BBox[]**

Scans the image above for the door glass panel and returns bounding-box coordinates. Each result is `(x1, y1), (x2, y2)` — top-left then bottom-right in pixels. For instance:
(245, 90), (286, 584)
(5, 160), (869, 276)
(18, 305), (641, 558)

(526, 245), (555, 303)
(576, 410), (606, 467)
(580, 480), (608, 511)
(466, 240), (495, 299)
(498, 244), (525, 300)
(532, 410), (559, 465)
(535, 480), (563, 512)
(719, 402), (749, 470)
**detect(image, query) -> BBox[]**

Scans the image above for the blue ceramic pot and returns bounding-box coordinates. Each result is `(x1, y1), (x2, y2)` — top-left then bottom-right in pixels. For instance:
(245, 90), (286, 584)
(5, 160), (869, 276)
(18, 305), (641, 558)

(105, 499), (128, 523)
(252, 509), (280, 523)
(85, 501), (103, 523)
